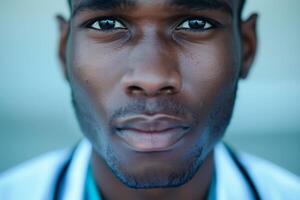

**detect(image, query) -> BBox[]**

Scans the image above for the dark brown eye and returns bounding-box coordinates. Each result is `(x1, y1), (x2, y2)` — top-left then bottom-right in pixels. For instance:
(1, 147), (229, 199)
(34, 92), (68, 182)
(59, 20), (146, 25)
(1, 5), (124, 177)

(90, 19), (125, 30)
(177, 19), (213, 31)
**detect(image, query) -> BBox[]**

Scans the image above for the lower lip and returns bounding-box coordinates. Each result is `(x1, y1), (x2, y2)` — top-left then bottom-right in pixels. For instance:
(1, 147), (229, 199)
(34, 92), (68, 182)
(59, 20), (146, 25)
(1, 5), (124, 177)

(115, 127), (190, 152)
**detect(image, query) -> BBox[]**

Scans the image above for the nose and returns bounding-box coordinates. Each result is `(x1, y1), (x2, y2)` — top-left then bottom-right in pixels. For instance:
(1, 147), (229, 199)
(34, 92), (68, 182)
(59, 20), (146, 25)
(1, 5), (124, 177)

(121, 39), (182, 97)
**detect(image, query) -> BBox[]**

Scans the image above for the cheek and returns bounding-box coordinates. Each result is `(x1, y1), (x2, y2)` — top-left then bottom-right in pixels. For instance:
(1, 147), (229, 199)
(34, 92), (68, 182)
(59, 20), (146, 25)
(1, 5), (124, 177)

(179, 34), (240, 103)
(68, 34), (128, 110)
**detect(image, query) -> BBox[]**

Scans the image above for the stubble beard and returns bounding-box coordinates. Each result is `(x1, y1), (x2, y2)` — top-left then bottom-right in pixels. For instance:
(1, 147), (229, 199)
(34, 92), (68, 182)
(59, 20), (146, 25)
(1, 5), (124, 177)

(72, 83), (238, 189)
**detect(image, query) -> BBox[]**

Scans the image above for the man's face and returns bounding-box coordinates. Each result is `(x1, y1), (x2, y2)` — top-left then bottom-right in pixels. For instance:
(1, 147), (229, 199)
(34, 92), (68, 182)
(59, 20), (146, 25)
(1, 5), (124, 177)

(59, 0), (256, 189)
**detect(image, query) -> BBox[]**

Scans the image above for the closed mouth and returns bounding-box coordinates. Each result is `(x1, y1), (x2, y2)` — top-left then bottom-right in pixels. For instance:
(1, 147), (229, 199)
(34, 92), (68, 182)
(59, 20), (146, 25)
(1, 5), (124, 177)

(113, 114), (191, 152)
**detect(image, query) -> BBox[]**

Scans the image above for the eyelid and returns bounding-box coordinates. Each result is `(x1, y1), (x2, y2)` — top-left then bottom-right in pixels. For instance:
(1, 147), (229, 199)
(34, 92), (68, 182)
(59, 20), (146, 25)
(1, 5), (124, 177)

(92, 20), (125, 30)
(80, 16), (127, 29)
(176, 17), (222, 30)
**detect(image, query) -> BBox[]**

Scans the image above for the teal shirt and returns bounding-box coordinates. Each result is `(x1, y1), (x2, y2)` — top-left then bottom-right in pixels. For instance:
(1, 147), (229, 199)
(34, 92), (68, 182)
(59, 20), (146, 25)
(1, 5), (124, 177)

(207, 170), (217, 200)
(85, 164), (216, 200)
(85, 164), (102, 200)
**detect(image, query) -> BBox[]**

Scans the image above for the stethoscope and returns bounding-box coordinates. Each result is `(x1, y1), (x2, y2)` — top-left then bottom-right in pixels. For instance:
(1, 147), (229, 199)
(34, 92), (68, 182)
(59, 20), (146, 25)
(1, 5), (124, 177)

(52, 143), (262, 200)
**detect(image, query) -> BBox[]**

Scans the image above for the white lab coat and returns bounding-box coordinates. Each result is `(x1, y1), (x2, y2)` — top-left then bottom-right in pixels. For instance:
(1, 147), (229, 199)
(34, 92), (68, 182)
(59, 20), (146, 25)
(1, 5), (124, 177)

(0, 139), (299, 200)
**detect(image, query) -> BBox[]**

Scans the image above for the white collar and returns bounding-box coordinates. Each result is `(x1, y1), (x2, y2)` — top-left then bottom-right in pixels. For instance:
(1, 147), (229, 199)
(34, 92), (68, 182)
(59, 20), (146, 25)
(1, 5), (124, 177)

(214, 143), (255, 200)
(61, 140), (254, 200)
(61, 140), (91, 200)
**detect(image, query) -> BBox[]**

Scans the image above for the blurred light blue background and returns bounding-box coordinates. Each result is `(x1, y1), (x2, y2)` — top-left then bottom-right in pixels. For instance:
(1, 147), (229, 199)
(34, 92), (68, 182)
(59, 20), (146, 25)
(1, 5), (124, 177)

(0, 0), (299, 175)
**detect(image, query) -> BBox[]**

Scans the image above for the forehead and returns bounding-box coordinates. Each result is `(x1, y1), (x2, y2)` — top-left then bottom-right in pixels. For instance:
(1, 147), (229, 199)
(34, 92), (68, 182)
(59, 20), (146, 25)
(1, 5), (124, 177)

(71, 0), (239, 12)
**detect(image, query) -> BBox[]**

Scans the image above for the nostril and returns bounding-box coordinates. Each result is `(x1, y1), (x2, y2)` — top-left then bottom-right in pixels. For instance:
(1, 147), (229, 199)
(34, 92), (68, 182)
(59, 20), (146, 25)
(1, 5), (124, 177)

(127, 85), (144, 95)
(158, 86), (178, 95)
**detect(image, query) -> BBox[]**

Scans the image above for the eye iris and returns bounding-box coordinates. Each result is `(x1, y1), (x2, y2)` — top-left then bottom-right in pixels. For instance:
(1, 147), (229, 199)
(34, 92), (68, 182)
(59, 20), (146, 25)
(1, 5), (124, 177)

(188, 19), (206, 29)
(99, 19), (115, 29)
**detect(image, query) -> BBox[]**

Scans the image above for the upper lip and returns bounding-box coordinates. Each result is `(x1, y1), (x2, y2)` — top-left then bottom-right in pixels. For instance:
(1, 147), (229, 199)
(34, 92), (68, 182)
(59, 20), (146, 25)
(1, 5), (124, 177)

(113, 114), (190, 133)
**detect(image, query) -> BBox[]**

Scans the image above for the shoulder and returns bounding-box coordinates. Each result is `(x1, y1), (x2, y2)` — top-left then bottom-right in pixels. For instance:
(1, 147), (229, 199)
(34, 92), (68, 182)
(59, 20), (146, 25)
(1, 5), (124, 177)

(0, 149), (70, 200)
(239, 151), (300, 200)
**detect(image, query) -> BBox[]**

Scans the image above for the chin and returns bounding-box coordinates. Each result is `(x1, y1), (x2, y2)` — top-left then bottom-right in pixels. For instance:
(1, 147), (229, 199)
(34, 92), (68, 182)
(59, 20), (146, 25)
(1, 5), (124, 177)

(103, 143), (206, 189)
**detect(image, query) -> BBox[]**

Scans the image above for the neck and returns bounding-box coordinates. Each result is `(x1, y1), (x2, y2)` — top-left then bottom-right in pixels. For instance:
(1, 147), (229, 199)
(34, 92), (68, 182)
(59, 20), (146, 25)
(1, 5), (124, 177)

(92, 150), (214, 200)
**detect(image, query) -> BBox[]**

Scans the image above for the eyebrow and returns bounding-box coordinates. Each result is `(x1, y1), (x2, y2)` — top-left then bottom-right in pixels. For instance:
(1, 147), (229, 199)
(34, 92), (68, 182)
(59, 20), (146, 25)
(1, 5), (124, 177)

(72, 0), (233, 18)
(71, 0), (136, 17)
(169, 0), (233, 16)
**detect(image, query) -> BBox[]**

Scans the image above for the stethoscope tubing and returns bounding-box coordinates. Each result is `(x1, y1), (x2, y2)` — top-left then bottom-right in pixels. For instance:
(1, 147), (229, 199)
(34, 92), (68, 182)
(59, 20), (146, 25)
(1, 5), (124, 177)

(52, 143), (262, 200)
(224, 144), (262, 200)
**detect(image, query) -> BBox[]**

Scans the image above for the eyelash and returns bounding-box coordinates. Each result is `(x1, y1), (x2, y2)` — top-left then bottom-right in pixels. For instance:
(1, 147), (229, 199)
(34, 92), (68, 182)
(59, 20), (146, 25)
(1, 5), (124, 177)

(176, 17), (221, 32)
(82, 17), (221, 32)
(83, 17), (126, 31)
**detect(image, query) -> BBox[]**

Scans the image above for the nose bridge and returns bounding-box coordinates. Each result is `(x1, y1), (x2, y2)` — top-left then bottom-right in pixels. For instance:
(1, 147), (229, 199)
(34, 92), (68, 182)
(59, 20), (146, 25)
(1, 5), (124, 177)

(122, 35), (182, 97)
(131, 33), (174, 72)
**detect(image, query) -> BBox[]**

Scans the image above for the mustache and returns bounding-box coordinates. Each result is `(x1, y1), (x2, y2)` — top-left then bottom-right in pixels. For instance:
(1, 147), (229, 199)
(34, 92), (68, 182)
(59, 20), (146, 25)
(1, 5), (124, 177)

(108, 98), (201, 125)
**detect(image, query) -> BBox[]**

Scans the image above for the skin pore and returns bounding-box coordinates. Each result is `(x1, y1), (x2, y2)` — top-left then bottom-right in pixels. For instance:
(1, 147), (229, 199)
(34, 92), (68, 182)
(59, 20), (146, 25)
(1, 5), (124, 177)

(57, 0), (257, 199)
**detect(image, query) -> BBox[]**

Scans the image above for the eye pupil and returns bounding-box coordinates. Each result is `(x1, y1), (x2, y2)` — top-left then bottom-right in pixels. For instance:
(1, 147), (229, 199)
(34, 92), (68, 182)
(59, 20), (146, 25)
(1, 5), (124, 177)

(99, 19), (115, 29)
(188, 19), (206, 29)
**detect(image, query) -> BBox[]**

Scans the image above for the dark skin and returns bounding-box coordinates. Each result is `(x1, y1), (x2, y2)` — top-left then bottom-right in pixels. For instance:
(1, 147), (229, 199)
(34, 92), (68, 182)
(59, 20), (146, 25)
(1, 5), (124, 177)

(57, 0), (257, 199)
